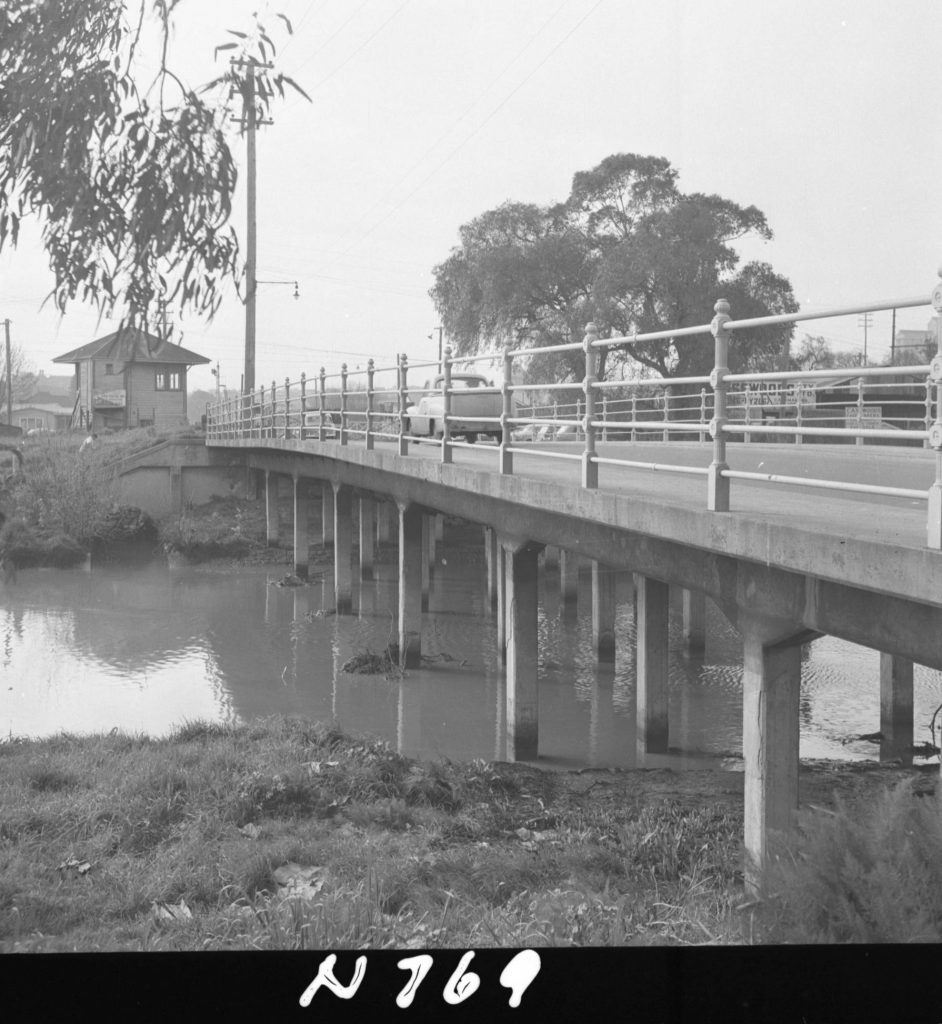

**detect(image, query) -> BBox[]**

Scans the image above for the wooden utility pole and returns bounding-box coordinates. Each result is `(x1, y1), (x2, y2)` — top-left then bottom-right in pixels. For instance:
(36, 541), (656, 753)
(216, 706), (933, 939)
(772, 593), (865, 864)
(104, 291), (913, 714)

(244, 64), (257, 395)
(4, 319), (11, 426)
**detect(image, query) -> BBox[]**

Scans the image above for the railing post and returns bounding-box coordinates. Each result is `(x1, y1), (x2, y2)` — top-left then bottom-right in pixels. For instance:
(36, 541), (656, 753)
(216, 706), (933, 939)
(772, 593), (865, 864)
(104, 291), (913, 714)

(925, 379), (933, 450)
(270, 380), (276, 439)
(499, 345), (514, 474)
(284, 377), (291, 439)
(631, 394), (637, 442)
(927, 267), (942, 549)
(708, 298), (731, 511)
(699, 387), (707, 443)
(662, 384), (671, 443)
(795, 392), (803, 445)
(299, 372), (307, 441)
(398, 354), (410, 457)
(856, 377), (865, 446)
(339, 362), (348, 445)
(602, 393), (608, 442)
(365, 359), (375, 451)
(318, 367), (327, 442)
(441, 345), (453, 464)
(743, 387), (751, 444)
(581, 322), (600, 489)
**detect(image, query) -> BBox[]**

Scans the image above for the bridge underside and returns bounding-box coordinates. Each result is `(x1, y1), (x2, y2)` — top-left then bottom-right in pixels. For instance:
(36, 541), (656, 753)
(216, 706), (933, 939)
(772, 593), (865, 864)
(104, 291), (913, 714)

(215, 439), (941, 888)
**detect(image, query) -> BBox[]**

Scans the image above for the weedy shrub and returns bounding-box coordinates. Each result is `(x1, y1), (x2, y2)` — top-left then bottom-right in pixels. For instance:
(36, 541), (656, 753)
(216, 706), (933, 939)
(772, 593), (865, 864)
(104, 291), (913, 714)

(758, 780), (942, 942)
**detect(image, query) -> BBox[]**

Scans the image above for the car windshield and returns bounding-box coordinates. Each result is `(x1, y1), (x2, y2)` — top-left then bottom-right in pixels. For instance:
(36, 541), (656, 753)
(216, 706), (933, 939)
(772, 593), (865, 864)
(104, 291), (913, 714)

(450, 376), (485, 388)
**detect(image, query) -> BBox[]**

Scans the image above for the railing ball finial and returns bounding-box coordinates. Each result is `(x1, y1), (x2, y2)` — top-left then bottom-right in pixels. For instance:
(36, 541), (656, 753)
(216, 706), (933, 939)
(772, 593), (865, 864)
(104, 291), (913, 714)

(367, 358), (374, 371)
(931, 267), (942, 313)
(714, 298), (731, 317)
(443, 344), (452, 360)
(584, 322), (599, 343)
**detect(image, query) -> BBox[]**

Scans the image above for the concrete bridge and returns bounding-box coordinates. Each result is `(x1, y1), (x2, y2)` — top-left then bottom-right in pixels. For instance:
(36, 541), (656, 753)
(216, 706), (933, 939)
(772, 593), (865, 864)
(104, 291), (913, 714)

(202, 280), (942, 886)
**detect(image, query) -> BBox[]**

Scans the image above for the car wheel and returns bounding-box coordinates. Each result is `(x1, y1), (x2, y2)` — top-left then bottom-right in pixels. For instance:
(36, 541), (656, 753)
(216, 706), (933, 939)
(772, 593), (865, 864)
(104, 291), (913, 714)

(491, 431), (502, 443)
(465, 432), (477, 444)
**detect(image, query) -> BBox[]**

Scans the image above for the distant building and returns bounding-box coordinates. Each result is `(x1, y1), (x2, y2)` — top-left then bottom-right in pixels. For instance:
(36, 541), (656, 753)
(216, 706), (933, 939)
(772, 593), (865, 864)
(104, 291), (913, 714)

(53, 328), (210, 431)
(893, 317), (939, 362)
(11, 402), (73, 433)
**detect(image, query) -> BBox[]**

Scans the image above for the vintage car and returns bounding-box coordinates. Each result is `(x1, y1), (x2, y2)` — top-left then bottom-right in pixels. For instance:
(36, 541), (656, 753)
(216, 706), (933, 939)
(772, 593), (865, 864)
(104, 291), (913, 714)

(405, 373), (505, 443)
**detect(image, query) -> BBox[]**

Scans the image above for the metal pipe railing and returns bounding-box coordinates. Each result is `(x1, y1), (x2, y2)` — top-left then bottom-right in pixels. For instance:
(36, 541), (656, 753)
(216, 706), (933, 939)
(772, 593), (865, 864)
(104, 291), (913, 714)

(204, 266), (942, 548)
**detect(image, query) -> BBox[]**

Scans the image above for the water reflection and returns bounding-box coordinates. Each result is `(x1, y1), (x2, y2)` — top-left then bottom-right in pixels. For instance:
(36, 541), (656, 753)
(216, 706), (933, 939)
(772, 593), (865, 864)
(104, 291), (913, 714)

(0, 543), (940, 771)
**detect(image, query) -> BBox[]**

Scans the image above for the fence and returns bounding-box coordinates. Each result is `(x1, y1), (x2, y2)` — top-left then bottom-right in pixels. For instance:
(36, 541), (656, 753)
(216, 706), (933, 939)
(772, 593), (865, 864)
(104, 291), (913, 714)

(207, 269), (942, 549)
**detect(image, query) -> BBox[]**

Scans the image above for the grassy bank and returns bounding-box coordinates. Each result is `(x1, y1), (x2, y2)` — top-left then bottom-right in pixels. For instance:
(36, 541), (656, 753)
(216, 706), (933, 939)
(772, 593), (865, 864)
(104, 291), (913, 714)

(0, 428), (193, 567)
(0, 716), (937, 951)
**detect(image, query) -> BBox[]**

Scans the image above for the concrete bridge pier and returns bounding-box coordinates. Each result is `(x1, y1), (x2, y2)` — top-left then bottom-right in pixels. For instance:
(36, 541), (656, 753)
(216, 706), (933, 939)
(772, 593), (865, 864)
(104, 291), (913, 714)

(427, 513), (439, 574)
(503, 539), (544, 759)
(321, 485), (334, 549)
(636, 575), (670, 753)
(265, 470), (280, 546)
(543, 545), (559, 570)
(333, 484), (354, 613)
(376, 500), (394, 547)
(293, 475), (309, 578)
(421, 515), (432, 612)
(358, 498), (375, 580)
(591, 561), (616, 662)
(682, 588), (707, 655)
(880, 653), (914, 765)
(741, 624), (814, 891)
(495, 540), (507, 661)
(484, 527), (500, 610)
(559, 548), (579, 614)
(398, 503), (424, 668)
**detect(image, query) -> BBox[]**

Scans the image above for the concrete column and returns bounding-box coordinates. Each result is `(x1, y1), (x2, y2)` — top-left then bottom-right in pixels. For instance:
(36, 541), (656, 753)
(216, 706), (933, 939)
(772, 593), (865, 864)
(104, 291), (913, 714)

(636, 575), (670, 753)
(591, 561), (616, 662)
(682, 588), (707, 655)
(742, 629), (803, 890)
(504, 541), (542, 760)
(543, 545), (559, 570)
(333, 484), (353, 614)
(495, 540), (507, 661)
(358, 498), (375, 580)
(484, 527), (499, 609)
(435, 515), (444, 546)
(421, 515), (431, 612)
(376, 500), (393, 546)
(265, 470), (279, 546)
(427, 513), (438, 574)
(880, 653), (914, 765)
(398, 504), (423, 667)
(559, 548), (579, 610)
(293, 476), (309, 578)
(321, 486), (334, 547)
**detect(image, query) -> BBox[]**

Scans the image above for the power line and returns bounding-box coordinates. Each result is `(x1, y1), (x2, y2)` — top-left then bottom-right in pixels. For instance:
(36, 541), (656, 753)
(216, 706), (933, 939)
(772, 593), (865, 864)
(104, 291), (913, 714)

(325, 0), (573, 254)
(336, 0), (606, 256)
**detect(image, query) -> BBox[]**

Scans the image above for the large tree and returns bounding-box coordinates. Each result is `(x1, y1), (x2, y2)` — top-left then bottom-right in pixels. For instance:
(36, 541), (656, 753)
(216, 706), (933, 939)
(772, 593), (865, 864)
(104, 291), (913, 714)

(0, 1), (305, 338)
(431, 153), (797, 384)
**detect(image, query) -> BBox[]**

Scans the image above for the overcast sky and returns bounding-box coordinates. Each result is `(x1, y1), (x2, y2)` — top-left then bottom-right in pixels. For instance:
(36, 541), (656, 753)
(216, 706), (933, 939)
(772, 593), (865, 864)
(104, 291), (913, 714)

(2, 0), (940, 395)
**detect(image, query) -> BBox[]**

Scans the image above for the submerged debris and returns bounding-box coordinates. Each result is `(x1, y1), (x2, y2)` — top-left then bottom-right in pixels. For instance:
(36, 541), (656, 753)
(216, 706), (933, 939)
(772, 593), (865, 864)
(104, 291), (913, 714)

(341, 644), (400, 674)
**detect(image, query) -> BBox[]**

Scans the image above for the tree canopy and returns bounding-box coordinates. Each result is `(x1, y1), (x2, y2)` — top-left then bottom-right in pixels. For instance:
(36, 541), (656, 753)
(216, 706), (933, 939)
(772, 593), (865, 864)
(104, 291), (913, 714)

(0, 1), (305, 335)
(430, 153), (797, 383)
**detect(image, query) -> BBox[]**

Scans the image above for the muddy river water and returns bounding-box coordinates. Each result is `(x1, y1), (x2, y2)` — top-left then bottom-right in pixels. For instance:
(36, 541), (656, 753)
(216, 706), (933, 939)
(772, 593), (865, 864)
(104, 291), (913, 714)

(1, 536), (940, 770)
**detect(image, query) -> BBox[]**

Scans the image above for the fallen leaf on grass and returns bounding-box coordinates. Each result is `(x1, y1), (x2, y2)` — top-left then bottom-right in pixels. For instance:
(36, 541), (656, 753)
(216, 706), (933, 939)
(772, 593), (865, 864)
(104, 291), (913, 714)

(152, 900), (192, 922)
(273, 862), (326, 900)
(57, 857), (91, 875)
(239, 823), (261, 839)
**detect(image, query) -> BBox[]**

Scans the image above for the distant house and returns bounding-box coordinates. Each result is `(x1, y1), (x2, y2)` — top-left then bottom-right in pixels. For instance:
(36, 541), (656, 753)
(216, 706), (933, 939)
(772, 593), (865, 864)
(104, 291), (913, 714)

(53, 328), (210, 431)
(11, 401), (73, 434)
